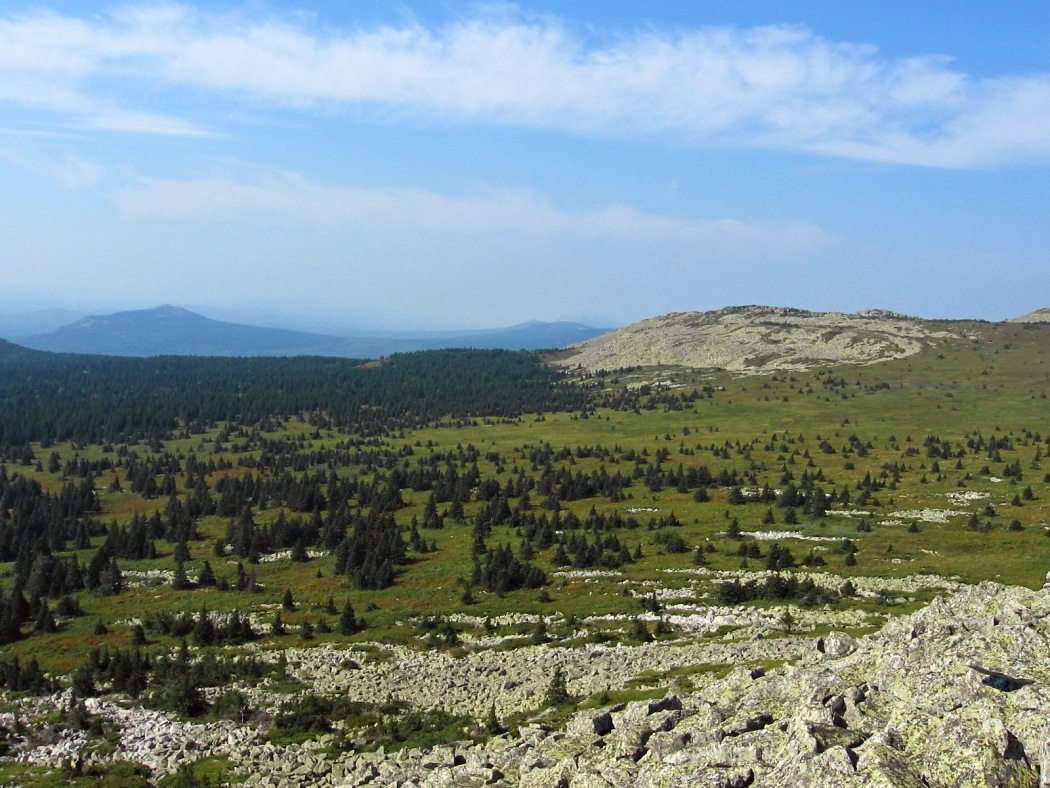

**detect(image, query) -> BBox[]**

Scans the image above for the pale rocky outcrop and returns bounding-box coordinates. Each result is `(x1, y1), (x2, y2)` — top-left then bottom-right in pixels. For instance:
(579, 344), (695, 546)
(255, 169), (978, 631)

(554, 305), (961, 374)
(1008, 307), (1050, 323)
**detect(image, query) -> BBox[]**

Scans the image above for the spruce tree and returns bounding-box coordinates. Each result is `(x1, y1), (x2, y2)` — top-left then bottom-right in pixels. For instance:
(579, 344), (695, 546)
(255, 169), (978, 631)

(485, 703), (501, 734)
(197, 560), (216, 587)
(34, 601), (56, 633)
(339, 601), (359, 636)
(172, 560), (192, 590)
(544, 666), (570, 707)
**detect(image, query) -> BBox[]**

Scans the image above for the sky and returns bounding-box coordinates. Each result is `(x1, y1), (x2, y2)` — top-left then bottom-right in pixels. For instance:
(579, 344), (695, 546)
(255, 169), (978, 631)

(1, 1), (1049, 330)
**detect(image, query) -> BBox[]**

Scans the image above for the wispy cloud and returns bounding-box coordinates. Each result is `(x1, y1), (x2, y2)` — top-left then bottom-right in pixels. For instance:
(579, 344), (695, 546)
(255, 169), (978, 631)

(112, 169), (830, 260)
(1, 4), (1048, 165)
(0, 146), (104, 188)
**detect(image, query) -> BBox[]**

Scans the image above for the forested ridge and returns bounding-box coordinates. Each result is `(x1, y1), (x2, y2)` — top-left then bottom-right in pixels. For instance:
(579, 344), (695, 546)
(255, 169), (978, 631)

(0, 342), (584, 448)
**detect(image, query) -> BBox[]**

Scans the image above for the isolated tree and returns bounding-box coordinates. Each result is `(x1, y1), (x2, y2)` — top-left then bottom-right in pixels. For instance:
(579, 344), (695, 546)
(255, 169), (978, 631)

(544, 666), (570, 707)
(339, 601), (360, 636)
(131, 623), (147, 646)
(485, 702), (502, 734)
(460, 585), (476, 606)
(172, 560), (192, 590)
(197, 560), (216, 587)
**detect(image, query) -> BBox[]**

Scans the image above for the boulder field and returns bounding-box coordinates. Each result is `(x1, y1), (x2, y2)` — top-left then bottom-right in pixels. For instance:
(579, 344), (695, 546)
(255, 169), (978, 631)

(7, 578), (1050, 786)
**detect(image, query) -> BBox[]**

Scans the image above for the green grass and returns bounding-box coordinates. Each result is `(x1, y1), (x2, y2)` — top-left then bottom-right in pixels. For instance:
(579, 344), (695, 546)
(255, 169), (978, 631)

(0, 762), (150, 787)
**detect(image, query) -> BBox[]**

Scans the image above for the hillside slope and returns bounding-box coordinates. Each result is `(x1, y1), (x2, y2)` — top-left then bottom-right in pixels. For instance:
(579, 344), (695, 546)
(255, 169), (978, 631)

(554, 305), (962, 373)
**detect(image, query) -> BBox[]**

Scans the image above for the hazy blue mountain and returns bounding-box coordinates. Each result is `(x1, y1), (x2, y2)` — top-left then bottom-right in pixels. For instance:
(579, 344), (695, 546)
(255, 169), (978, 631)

(17, 305), (607, 357)
(18, 305), (354, 357)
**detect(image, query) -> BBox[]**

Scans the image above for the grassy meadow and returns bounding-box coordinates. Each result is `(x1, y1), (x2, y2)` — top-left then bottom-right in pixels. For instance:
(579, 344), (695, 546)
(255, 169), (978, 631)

(1, 320), (1048, 676)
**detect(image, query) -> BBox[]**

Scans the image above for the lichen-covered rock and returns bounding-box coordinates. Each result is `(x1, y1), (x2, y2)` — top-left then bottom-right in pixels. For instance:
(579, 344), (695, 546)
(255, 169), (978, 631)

(920, 712), (1038, 788)
(566, 711), (614, 738)
(10, 580), (1050, 787)
(554, 306), (959, 374)
(819, 631), (857, 659)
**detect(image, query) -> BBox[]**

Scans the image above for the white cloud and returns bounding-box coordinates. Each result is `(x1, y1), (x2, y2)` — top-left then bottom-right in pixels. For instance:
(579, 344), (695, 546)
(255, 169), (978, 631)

(112, 170), (830, 260)
(0, 6), (210, 135)
(0, 4), (1048, 165)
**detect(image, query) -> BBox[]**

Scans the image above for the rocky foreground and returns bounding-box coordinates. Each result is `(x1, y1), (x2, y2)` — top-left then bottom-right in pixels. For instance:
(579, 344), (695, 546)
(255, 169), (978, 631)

(6, 577), (1050, 786)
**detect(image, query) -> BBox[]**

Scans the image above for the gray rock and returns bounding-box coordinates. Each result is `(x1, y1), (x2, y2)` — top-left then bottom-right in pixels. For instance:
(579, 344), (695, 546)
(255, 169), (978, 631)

(820, 631), (858, 659)
(566, 712), (614, 738)
(646, 694), (682, 715)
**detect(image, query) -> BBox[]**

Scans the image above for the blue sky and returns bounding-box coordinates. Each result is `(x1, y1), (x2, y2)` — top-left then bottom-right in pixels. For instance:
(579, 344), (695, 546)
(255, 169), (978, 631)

(1, 1), (1048, 330)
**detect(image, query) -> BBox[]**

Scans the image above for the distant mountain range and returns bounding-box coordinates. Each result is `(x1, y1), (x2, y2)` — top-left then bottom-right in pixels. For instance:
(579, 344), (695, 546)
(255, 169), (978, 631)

(6, 305), (608, 358)
(5, 303), (1046, 362)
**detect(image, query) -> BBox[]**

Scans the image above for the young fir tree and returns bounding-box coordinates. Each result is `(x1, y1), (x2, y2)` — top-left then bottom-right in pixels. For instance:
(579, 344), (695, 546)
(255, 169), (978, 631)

(544, 666), (570, 707)
(339, 601), (360, 636)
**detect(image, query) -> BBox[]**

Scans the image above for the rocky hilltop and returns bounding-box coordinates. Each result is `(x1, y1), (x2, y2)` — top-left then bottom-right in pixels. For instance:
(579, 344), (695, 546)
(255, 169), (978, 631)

(1010, 307), (1050, 323)
(8, 578), (1050, 786)
(554, 306), (960, 373)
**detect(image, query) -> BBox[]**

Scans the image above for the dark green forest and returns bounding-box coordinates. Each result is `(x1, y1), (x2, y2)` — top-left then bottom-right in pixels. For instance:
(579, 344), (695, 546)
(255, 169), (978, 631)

(0, 342), (584, 449)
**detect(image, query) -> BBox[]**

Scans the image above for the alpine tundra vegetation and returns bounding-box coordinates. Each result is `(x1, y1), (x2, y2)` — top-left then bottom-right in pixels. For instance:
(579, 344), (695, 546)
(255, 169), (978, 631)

(0, 307), (1048, 785)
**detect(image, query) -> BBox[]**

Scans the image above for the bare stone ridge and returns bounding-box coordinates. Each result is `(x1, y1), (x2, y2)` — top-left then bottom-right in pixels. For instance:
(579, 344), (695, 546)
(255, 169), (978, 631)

(554, 305), (959, 373)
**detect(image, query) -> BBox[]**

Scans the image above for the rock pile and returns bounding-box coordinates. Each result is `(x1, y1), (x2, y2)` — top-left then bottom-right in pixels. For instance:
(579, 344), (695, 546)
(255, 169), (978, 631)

(6, 580), (1050, 786)
(301, 580), (1049, 787)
